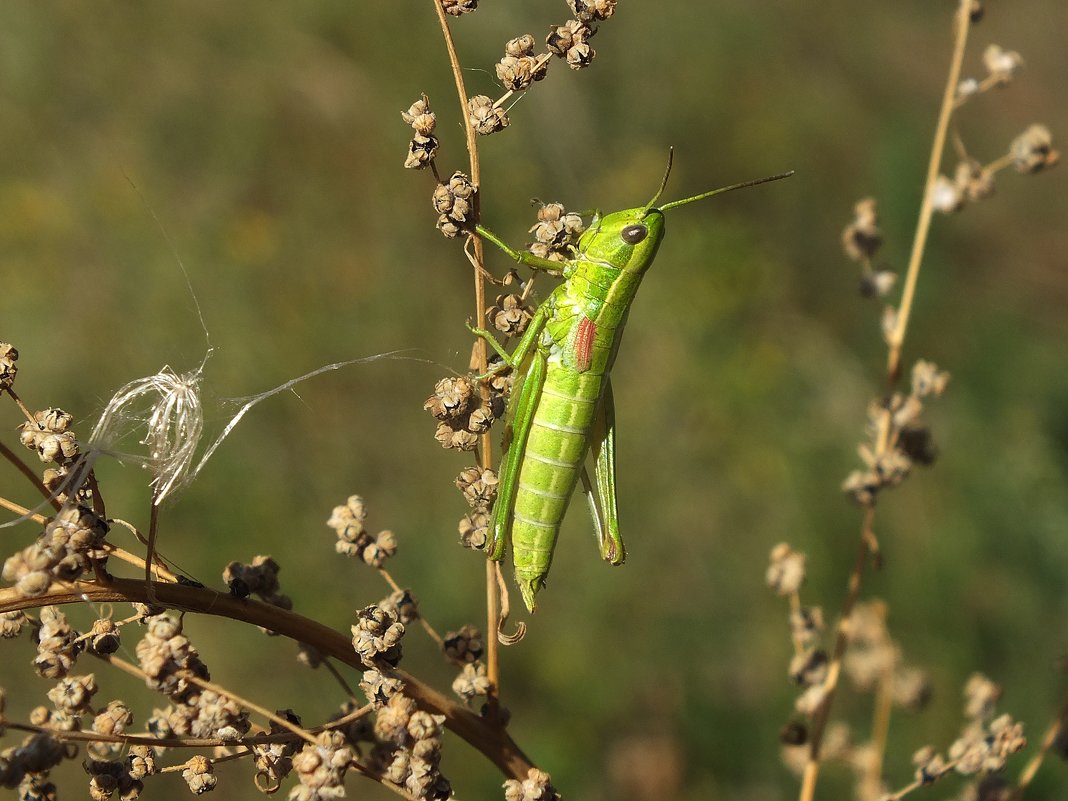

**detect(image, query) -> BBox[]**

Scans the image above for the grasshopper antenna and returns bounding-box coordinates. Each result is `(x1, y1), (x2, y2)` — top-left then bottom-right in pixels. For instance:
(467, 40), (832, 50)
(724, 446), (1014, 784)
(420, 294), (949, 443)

(644, 147), (676, 210)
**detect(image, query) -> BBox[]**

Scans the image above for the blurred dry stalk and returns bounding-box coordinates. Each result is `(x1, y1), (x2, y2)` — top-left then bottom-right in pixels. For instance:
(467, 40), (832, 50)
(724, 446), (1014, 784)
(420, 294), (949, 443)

(772, 3), (1059, 801)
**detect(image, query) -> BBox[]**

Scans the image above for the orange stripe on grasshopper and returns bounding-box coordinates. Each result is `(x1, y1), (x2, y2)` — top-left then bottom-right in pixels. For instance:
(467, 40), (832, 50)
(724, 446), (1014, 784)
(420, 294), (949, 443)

(574, 316), (596, 373)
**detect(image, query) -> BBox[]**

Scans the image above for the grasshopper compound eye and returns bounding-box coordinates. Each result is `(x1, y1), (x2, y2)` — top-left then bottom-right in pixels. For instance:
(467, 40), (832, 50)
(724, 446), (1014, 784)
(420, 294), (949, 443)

(620, 223), (648, 245)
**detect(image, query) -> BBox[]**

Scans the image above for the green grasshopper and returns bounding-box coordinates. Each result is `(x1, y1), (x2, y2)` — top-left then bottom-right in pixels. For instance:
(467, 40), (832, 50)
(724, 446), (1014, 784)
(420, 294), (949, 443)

(470, 157), (792, 612)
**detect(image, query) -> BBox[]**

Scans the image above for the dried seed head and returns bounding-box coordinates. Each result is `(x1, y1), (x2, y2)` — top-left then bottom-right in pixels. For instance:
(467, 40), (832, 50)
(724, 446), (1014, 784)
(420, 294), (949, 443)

(930, 174), (965, 214)
(458, 512), (489, 550)
(468, 94), (509, 135)
(505, 34), (537, 57)
(1010, 124), (1060, 173)
(424, 377), (476, 420)
(789, 606), (824, 647)
(401, 95), (436, 136)
(766, 543), (806, 595)
(351, 605), (405, 667)
(963, 672), (1001, 720)
(547, 20), (596, 69)
(405, 134), (439, 170)
(487, 294), (535, 338)
(789, 648), (828, 687)
(0, 342), (17, 389)
(431, 172), (477, 238)
(496, 53), (549, 93)
(529, 202), (585, 262)
(455, 466), (499, 511)
(503, 767), (560, 801)
(568, 0), (616, 22)
(859, 269), (897, 299)
(87, 618), (121, 656)
(452, 661), (491, 702)
(911, 360), (950, 398)
(954, 159), (995, 202)
(378, 588), (419, 625)
(47, 674), (98, 714)
(19, 408), (79, 464)
(841, 197), (882, 262)
(443, 623), (484, 664)
(956, 76), (980, 100)
(181, 754), (217, 795)
(360, 668), (405, 706)
(894, 666), (933, 711)
(982, 44), (1023, 86)
(441, 0), (477, 15)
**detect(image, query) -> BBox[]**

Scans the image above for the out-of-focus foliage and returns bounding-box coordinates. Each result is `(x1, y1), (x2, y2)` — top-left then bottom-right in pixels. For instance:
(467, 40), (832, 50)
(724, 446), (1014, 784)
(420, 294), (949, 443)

(1, 2), (1066, 800)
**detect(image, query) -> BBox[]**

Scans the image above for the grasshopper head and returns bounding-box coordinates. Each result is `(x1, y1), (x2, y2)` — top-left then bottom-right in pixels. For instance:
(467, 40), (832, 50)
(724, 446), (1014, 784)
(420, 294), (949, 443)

(576, 205), (667, 277)
(577, 151), (794, 275)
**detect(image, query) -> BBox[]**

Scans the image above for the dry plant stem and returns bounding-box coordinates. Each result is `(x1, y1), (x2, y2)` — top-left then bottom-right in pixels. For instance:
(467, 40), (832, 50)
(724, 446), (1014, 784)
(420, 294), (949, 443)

(1009, 696), (1068, 800)
(185, 672), (317, 745)
(429, 0), (504, 701)
(886, 4), (971, 382)
(4, 387), (39, 426)
(0, 496), (49, 526)
(379, 566), (444, 647)
(0, 440), (62, 513)
(867, 667), (895, 790)
(798, 506), (876, 801)
(0, 577), (534, 779)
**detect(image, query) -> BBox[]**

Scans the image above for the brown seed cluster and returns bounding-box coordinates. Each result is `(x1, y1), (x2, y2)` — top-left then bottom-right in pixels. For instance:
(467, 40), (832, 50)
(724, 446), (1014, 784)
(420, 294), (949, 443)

(528, 202), (585, 263)
(841, 198), (896, 298)
(909, 674), (1025, 789)
(3, 505), (110, 599)
(842, 360), (949, 506)
(424, 376), (503, 453)
(0, 341), (17, 389)
(351, 605), (405, 668)
(222, 555), (292, 610)
(326, 495), (398, 568)
(504, 767), (561, 801)
(369, 694), (452, 799)
(405, 3), (618, 236)
(432, 171), (477, 239)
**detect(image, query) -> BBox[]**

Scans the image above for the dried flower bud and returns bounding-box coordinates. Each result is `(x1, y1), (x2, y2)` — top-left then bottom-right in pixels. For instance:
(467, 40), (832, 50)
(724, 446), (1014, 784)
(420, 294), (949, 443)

(568, 0), (616, 22)
(956, 77), (980, 100)
(0, 342), (19, 389)
(982, 44), (1023, 85)
(401, 95), (436, 136)
(766, 543), (806, 595)
(1010, 124), (1060, 173)
(459, 512), (489, 550)
(505, 34), (536, 57)
(930, 174), (965, 214)
(443, 624), (484, 664)
(424, 377), (476, 420)
(547, 20), (596, 69)
(441, 0), (476, 14)
(468, 94), (509, 135)
(911, 360), (950, 398)
(405, 134), (439, 170)
(487, 294), (534, 338)
(503, 768), (560, 801)
(841, 198), (882, 261)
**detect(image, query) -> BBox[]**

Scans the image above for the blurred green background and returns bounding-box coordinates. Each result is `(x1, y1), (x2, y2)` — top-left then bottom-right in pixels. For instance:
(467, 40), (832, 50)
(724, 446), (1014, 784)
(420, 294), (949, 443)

(1, 2), (1066, 799)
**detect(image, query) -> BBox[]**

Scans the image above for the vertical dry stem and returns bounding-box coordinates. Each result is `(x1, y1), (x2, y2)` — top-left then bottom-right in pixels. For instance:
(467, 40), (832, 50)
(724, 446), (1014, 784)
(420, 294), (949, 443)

(429, 0), (502, 711)
(886, 5), (972, 382)
(800, 8), (973, 800)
